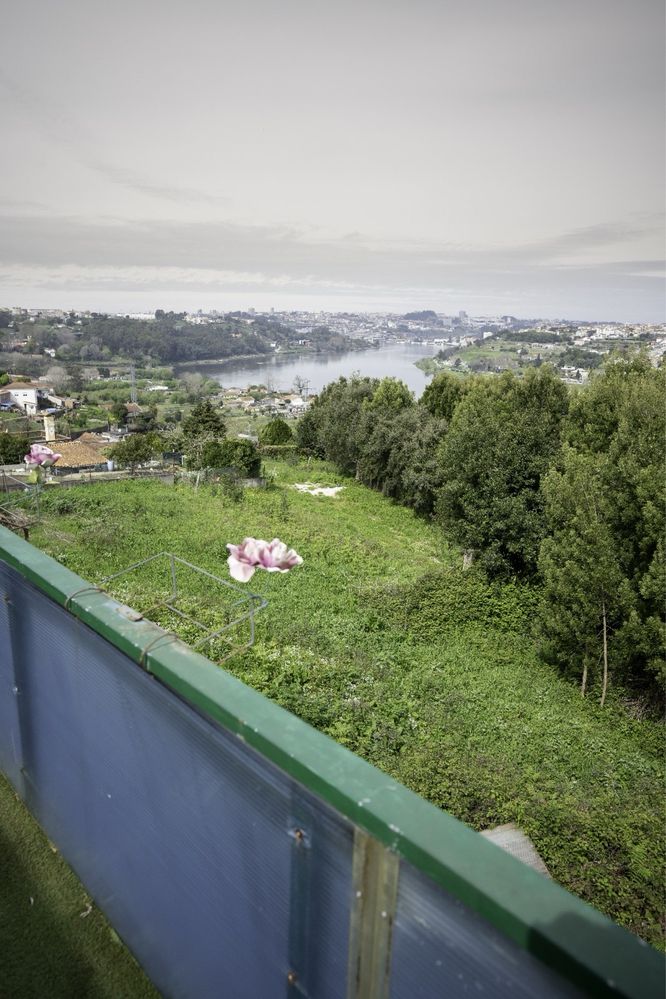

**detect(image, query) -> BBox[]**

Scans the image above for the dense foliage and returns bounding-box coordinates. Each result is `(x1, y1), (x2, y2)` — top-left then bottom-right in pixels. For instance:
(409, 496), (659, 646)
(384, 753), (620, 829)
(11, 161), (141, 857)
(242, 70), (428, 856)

(437, 368), (569, 576)
(0, 433), (29, 464)
(107, 433), (163, 469)
(187, 437), (261, 477)
(10, 313), (365, 366)
(297, 363), (664, 702)
(260, 418), (293, 445)
(539, 359), (666, 697)
(181, 399), (226, 438)
(27, 467), (665, 948)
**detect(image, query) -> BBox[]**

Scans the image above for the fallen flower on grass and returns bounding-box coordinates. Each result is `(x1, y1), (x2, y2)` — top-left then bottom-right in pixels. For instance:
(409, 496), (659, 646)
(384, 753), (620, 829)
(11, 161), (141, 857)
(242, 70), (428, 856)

(24, 444), (62, 467)
(227, 537), (303, 583)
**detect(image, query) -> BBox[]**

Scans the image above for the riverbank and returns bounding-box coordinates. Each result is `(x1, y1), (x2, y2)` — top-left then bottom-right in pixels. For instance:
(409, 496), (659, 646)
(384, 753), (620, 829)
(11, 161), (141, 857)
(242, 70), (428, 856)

(174, 342), (373, 372)
(178, 341), (440, 395)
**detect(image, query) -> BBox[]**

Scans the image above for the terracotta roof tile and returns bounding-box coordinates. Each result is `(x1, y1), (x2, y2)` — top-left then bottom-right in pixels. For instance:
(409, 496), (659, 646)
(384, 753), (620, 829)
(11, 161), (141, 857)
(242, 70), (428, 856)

(52, 440), (110, 469)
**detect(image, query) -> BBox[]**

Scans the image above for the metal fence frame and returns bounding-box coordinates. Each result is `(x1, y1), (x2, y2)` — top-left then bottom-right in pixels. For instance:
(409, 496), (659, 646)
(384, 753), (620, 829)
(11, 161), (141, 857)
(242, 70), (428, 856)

(0, 524), (662, 998)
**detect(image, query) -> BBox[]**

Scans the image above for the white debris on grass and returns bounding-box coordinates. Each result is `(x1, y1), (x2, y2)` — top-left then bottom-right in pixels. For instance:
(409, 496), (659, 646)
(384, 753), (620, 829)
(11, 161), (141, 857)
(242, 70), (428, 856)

(294, 483), (344, 497)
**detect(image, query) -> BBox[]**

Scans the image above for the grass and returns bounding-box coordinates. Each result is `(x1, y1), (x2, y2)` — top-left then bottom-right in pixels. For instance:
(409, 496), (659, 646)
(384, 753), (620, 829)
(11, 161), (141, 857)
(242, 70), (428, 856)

(25, 460), (666, 950)
(417, 339), (564, 376)
(0, 772), (158, 998)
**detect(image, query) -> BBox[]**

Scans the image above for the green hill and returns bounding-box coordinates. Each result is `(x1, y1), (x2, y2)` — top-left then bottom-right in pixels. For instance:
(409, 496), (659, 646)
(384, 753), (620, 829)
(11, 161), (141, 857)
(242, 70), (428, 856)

(29, 461), (665, 949)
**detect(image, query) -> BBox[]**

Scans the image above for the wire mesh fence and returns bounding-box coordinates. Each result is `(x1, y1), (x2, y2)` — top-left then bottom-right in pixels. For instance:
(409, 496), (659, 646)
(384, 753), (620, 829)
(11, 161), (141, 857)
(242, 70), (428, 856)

(97, 552), (267, 664)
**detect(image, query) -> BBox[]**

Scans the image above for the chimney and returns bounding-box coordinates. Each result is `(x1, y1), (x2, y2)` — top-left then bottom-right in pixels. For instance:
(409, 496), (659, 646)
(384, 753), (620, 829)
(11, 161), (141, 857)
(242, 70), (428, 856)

(43, 414), (56, 442)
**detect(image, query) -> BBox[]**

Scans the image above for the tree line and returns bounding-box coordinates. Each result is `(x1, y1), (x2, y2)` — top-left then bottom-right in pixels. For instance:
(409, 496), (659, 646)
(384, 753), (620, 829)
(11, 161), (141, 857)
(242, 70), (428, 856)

(296, 359), (665, 704)
(10, 313), (365, 365)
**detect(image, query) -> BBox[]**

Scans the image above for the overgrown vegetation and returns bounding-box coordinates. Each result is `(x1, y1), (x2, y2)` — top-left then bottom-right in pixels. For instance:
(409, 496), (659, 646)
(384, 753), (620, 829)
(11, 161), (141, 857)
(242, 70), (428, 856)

(28, 465), (665, 948)
(297, 361), (665, 704)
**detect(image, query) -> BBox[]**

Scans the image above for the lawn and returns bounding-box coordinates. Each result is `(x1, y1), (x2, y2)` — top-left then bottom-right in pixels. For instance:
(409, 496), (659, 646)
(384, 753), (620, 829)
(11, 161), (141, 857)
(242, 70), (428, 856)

(27, 461), (666, 949)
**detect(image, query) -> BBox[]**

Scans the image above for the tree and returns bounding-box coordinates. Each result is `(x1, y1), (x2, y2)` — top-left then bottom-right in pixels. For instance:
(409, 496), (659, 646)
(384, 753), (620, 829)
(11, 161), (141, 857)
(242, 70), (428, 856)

(362, 377), (413, 413)
(110, 402), (128, 427)
(421, 370), (469, 421)
(0, 434), (30, 464)
(66, 366), (85, 394)
(436, 367), (569, 577)
(189, 437), (260, 476)
(260, 418), (293, 445)
(538, 449), (633, 704)
(107, 433), (162, 471)
(181, 372), (207, 400)
(296, 376), (377, 476)
(182, 399), (225, 438)
(44, 365), (69, 393)
(537, 360), (665, 699)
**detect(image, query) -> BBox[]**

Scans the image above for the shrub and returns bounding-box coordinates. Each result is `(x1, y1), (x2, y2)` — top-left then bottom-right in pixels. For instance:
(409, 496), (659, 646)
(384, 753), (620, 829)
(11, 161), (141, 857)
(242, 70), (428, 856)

(260, 418), (293, 445)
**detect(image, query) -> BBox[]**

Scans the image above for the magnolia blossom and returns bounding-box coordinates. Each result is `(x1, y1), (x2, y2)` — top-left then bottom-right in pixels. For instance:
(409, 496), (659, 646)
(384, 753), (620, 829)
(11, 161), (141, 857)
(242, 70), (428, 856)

(227, 537), (303, 583)
(24, 444), (62, 468)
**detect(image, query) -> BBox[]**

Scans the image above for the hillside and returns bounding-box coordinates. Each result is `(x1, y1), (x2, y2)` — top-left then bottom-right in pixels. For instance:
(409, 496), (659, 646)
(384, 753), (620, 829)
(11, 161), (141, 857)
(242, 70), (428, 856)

(29, 462), (665, 949)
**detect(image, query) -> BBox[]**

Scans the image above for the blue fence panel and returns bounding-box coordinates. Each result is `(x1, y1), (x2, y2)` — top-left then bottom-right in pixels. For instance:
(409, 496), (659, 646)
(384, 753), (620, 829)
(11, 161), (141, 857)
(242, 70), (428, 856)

(0, 562), (352, 999)
(390, 861), (581, 998)
(1, 532), (662, 999)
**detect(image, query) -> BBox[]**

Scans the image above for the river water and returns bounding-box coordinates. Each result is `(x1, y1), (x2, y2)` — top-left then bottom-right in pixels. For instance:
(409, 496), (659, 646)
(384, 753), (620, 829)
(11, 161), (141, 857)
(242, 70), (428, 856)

(180, 342), (439, 398)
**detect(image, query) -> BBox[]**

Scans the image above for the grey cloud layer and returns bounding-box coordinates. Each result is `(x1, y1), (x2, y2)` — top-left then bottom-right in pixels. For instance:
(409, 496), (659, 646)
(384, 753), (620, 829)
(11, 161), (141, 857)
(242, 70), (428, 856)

(0, 213), (663, 316)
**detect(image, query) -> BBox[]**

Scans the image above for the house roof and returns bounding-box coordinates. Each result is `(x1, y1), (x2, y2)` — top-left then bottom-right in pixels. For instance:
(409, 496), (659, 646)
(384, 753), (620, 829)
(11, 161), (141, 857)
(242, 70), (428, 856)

(76, 432), (111, 449)
(51, 440), (110, 469)
(1, 382), (51, 392)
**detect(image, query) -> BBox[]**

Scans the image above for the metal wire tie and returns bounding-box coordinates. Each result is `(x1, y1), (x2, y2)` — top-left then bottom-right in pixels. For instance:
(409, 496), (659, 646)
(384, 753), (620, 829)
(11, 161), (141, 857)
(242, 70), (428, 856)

(139, 631), (180, 669)
(64, 585), (103, 610)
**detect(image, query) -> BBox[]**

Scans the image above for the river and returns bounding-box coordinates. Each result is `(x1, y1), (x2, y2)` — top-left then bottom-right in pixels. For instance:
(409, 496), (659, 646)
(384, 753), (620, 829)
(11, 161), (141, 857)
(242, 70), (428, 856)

(178, 342), (439, 398)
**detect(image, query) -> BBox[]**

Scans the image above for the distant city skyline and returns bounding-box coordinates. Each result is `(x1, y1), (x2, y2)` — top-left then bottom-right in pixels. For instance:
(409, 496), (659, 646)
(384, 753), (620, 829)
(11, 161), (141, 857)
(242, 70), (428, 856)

(1, 0), (664, 321)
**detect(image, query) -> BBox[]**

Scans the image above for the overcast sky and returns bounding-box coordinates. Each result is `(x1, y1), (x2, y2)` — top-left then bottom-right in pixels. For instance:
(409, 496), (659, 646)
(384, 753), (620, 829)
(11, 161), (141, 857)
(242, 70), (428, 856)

(1, 0), (664, 320)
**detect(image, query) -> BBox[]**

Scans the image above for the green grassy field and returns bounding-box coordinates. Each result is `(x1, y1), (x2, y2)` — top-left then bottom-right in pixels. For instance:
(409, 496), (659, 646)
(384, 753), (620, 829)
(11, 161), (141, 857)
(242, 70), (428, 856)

(417, 339), (561, 375)
(27, 461), (665, 949)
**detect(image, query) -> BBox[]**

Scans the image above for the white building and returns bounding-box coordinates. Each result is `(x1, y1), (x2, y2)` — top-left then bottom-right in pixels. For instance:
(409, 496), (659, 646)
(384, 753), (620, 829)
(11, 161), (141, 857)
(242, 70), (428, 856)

(0, 382), (54, 415)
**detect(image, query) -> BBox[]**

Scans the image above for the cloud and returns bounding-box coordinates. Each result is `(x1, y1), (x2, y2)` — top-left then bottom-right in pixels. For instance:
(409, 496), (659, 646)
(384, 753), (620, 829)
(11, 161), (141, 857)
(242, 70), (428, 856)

(0, 210), (662, 279)
(517, 216), (666, 263)
(0, 209), (663, 320)
(0, 72), (229, 208)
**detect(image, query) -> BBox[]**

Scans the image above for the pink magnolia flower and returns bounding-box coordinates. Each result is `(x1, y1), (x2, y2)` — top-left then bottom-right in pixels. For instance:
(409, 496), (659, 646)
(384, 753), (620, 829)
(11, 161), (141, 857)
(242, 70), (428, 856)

(24, 444), (62, 467)
(226, 537), (303, 583)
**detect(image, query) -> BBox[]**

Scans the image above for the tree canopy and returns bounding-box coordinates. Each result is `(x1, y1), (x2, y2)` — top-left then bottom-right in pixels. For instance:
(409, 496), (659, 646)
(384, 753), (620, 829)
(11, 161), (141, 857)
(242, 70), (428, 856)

(436, 367), (569, 576)
(182, 399), (226, 438)
(260, 418), (293, 445)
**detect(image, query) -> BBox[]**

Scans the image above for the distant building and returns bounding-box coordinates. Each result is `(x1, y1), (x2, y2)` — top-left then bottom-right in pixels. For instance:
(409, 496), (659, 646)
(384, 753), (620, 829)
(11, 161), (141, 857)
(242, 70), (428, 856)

(0, 382), (55, 416)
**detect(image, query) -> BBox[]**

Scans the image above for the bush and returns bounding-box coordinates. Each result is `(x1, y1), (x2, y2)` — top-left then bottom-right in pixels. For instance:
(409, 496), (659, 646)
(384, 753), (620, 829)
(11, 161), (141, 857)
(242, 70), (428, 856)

(366, 567), (540, 639)
(0, 434), (29, 465)
(196, 437), (261, 477)
(259, 444), (298, 460)
(260, 418), (293, 445)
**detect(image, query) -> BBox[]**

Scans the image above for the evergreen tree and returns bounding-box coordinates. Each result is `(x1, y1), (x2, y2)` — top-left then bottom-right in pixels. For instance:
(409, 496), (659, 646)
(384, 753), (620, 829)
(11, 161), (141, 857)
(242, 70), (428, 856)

(437, 367), (569, 576)
(260, 418), (293, 445)
(540, 359), (666, 695)
(182, 399), (225, 438)
(538, 449), (633, 704)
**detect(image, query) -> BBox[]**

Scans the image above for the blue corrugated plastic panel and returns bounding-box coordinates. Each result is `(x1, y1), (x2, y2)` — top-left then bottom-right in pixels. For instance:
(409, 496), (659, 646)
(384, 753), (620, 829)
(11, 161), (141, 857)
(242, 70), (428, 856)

(390, 860), (583, 998)
(0, 568), (23, 786)
(0, 565), (353, 999)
